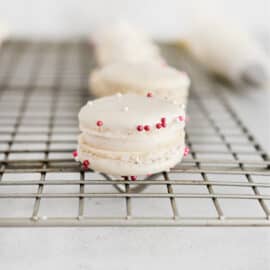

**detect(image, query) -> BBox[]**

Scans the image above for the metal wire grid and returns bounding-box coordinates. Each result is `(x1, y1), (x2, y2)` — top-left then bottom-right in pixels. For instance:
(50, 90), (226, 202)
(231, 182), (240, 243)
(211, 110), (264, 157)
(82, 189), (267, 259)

(0, 41), (269, 227)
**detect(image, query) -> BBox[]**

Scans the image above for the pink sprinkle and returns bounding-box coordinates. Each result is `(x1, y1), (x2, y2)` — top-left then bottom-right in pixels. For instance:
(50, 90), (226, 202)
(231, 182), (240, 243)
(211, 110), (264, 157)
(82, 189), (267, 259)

(179, 116), (184, 122)
(144, 125), (151, 131)
(156, 123), (162, 129)
(131, 176), (137, 181)
(184, 146), (190, 157)
(137, 125), (143, 132)
(83, 160), (90, 166)
(72, 150), (78, 157)
(147, 92), (153, 97)
(161, 117), (166, 124)
(82, 160), (90, 170)
(96, 120), (103, 127)
(161, 122), (166, 128)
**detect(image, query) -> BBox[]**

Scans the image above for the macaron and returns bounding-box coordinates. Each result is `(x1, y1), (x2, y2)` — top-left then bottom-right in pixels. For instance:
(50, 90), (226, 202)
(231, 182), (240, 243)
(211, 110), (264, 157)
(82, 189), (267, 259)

(77, 93), (187, 177)
(89, 61), (190, 105)
(183, 16), (270, 86)
(92, 22), (153, 47)
(92, 22), (164, 66)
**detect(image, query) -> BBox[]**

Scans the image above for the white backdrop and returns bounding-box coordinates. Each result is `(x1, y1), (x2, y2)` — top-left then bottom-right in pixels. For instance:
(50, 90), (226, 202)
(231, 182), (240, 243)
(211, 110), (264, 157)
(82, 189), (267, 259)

(0, 0), (269, 39)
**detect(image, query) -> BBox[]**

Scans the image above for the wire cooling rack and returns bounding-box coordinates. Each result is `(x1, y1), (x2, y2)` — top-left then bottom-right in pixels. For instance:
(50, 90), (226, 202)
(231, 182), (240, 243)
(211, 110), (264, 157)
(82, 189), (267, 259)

(0, 41), (269, 227)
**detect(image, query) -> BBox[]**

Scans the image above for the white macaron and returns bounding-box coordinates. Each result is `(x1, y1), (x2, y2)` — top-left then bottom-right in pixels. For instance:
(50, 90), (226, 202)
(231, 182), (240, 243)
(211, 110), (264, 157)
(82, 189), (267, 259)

(92, 22), (164, 66)
(77, 93), (188, 177)
(90, 61), (190, 105)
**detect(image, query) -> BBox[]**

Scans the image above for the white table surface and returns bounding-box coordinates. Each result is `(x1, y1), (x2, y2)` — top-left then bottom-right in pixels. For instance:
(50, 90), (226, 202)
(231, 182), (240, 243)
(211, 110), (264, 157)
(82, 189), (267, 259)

(0, 86), (270, 270)
(0, 227), (270, 269)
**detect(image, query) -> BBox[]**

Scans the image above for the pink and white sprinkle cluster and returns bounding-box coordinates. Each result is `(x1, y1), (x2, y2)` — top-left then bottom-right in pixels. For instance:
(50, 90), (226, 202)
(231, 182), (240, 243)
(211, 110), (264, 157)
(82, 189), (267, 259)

(136, 115), (185, 133)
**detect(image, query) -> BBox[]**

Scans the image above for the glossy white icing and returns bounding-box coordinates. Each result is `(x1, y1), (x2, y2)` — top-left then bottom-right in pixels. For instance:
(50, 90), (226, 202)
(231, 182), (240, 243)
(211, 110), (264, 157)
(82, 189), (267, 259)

(79, 93), (185, 134)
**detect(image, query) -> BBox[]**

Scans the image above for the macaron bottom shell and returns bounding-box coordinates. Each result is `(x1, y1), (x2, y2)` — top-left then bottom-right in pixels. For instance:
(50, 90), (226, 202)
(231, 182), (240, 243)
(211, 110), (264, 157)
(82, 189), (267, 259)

(77, 142), (185, 177)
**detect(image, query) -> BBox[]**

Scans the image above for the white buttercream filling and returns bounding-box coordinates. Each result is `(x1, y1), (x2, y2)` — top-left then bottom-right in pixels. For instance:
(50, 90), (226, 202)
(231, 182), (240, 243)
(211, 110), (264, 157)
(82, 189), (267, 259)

(80, 124), (185, 151)
(78, 132), (185, 165)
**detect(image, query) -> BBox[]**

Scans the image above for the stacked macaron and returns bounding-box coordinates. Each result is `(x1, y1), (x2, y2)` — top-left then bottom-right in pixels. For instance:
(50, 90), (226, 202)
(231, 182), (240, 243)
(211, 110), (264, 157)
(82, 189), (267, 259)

(90, 22), (190, 106)
(76, 93), (188, 177)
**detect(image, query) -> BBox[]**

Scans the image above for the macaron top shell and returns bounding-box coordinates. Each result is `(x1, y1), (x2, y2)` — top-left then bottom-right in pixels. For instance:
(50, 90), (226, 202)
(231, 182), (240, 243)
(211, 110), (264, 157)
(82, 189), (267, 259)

(79, 93), (185, 136)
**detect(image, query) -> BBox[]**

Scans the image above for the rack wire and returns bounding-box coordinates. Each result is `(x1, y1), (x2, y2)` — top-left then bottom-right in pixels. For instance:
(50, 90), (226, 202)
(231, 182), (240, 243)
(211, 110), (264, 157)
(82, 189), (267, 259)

(0, 40), (269, 227)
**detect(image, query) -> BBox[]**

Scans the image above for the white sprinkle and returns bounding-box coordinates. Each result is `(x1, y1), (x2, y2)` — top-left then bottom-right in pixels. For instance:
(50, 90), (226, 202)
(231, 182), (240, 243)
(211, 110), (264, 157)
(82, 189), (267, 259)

(75, 157), (79, 162)
(87, 101), (93, 106)
(181, 104), (186, 110)
(123, 106), (129, 112)
(173, 100), (177, 105)
(32, 215), (39, 221)
(116, 93), (122, 98)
